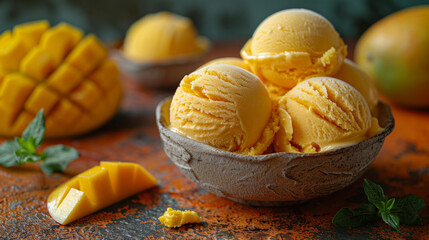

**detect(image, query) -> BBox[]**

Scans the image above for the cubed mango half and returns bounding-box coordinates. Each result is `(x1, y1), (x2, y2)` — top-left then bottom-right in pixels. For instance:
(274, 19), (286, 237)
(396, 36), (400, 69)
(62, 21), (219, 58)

(0, 21), (122, 138)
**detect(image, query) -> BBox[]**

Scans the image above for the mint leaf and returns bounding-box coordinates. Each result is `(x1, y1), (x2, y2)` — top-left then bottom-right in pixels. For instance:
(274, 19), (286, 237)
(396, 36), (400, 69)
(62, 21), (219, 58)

(392, 194), (425, 225)
(17, 137), (37, 153)
(333, 208), (362, 227)
(22, 109), (45, 146)
(15, 136), (46, 164)
(398, 214), (423, 226)
(0, 140), (20, 167)
(364, 179), (387, 209)
(333, 203), (378, 227)
(17, 153), (45, 164)
(41, 145), (79, 174)
(386, 198), (395, 211)
(394, 194), (426, 214)
(381, 212), (400, 231)
(0, 109), (79, 174)
(333, 179), (425, 232)
(356, 203), (379, 218)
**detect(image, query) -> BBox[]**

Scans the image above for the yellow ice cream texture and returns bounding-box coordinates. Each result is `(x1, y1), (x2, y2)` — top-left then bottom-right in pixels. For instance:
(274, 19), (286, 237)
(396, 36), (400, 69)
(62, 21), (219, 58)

(169, 64), (278, 155)
(241, 9), (347, 90)
(199, 57), (251, 72)
(123, 12), (209, 62)
(334, 58), (378, 112)
(274, 77), (382, 153)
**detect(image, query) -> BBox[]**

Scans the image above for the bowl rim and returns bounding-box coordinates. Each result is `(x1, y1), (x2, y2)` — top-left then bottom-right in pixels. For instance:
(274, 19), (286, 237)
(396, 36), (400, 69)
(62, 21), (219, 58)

(156, 96), (395, 162)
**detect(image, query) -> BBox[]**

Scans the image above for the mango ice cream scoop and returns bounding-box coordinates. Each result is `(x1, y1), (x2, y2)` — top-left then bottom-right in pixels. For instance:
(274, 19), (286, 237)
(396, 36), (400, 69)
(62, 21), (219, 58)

(123, 12), (209, 63)
(334, 59), (378, 112)
(169, 64), (277, 155)
(241, 9), (347, 91)
(199, 57), (251, 72)
(275, 77), (380, 153)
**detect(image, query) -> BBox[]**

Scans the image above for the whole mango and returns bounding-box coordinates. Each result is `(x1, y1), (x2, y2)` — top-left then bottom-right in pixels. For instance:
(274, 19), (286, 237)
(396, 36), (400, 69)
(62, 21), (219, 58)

(355, 6), (429, 108)
(0, 21), (122, 138)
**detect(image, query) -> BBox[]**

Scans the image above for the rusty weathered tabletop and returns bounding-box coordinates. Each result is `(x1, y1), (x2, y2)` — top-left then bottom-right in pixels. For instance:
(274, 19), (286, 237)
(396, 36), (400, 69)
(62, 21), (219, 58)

(1, 42), (429, 239)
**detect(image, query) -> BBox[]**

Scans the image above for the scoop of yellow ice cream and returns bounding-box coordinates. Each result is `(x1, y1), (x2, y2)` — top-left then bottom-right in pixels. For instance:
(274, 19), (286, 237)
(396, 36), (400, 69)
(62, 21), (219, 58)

(241, 9), (347, 89)
(123, 12), (209, 62)
(199, 57), (251, 72)
(334, 59), (378, 112)
(275, 77), (375, 153)
(170, 64), (276, 155)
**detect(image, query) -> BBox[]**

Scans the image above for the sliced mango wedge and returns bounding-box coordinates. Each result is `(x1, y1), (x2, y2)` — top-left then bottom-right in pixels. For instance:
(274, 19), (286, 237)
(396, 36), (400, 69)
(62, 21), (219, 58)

(47, 161), (157, 225)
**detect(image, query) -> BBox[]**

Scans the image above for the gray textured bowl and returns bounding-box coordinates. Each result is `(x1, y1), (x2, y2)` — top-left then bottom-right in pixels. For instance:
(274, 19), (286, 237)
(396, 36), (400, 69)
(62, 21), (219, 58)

(112, 43), (211, 89)
(156, 97), (394, 206)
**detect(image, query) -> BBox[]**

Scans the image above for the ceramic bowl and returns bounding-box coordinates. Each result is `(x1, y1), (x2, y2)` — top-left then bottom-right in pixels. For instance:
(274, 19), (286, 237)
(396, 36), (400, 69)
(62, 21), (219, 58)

(112, 41), (211, 89)
(156, 97), (394, 206)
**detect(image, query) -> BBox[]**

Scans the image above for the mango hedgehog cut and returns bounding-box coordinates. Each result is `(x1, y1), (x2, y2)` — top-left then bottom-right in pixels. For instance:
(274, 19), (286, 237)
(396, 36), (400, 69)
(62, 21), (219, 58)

(0, 20), (122, 137)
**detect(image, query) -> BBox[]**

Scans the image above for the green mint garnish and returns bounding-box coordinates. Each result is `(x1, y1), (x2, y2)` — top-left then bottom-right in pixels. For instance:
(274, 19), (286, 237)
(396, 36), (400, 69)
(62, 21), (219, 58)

(0, 109), (79, 174)
(333, 179), (425, 232)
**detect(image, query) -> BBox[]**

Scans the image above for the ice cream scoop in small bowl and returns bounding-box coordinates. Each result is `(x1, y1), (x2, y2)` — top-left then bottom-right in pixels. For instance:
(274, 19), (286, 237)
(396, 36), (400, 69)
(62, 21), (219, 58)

(156, 97), (394, 206)
(113, 12), (211, 89)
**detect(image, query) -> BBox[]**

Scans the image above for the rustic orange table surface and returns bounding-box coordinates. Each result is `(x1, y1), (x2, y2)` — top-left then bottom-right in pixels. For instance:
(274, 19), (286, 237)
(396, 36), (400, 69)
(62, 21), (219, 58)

(1, 42), (429, 240)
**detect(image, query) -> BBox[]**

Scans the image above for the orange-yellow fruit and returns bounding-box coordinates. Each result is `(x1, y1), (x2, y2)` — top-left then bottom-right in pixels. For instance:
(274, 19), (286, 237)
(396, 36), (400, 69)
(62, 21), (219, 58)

(0, 21), (122, 137)
(355, 6), (429, 108)
(47, 161), (157, 225)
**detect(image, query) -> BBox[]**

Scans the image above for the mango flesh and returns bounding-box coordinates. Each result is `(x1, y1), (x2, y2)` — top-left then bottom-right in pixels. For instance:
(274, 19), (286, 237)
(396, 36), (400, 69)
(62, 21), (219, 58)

(159, 208), (201, 228)
(47, 161), (157, 225)
(355, 6), (429, 108)
(0, 21), (122, 137)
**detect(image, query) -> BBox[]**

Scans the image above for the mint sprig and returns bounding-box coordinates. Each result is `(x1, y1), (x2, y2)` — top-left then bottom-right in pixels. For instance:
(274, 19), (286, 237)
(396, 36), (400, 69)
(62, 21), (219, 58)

(0, 109), (79, 174)
(333, 179), (425, 231)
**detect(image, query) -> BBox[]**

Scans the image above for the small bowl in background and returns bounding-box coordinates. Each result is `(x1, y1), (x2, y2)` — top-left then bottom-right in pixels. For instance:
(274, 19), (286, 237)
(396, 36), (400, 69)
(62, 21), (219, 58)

(112, 41), (211, 89)
(156, 97), (394, 206)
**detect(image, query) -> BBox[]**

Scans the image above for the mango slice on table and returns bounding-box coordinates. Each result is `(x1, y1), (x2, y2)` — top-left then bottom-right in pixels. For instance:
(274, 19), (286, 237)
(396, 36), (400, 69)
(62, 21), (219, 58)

(47, 161), (157, 225)
(0, 21), (122, 138)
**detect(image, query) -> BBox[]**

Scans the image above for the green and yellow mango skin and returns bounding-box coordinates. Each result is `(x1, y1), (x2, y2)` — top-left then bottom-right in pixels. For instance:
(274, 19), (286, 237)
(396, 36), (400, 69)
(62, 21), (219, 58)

(355, 6), (429, 108)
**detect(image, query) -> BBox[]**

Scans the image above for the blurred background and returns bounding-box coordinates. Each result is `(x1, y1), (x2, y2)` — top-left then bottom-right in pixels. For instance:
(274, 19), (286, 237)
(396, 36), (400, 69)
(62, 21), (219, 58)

(0, 0), (428, 43)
